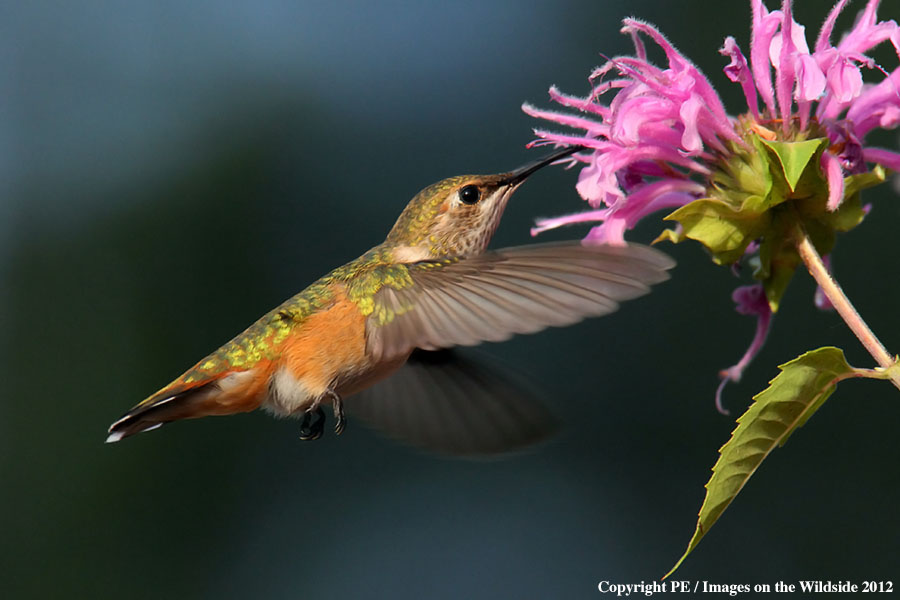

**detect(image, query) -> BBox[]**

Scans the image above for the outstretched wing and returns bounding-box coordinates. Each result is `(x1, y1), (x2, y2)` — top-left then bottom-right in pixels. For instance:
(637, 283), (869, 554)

(366, 241), (674, 361)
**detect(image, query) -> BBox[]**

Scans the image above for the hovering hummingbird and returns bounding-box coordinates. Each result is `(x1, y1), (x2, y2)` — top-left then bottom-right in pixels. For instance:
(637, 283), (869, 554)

(107, 147), (674, 453)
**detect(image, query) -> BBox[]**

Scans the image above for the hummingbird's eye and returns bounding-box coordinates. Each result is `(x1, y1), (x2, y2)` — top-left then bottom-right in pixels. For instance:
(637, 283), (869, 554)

(458, 185), (481, 205)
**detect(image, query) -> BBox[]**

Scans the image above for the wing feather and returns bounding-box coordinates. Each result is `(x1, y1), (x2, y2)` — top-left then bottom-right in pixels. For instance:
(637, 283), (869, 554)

(366, 241), (674, 360)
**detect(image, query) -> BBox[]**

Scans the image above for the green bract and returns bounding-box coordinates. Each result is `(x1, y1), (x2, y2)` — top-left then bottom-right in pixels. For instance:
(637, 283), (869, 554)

(659, 127), (882, 311)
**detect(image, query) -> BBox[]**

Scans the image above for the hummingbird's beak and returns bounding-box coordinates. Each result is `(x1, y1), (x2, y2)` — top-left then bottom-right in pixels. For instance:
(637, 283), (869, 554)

(502, 146), (582, 187)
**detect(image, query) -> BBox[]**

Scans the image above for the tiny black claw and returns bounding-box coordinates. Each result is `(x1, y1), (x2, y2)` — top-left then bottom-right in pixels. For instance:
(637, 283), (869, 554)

(328, 390), (346, 436)
(299, 406), (326, 441)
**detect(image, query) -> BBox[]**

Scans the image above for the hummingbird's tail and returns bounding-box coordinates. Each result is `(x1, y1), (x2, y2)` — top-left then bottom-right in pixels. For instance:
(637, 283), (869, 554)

(106, 369), (267, 443)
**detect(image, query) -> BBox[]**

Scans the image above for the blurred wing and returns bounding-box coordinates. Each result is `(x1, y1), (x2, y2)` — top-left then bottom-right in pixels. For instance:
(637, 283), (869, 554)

(348, 349), (557, 456)
(366, 241), (674, 361)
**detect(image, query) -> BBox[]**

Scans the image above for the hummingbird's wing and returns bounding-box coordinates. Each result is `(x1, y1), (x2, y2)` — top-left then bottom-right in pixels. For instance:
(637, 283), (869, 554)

(348, 348), (558, 456)
(366, 241), (674, 361)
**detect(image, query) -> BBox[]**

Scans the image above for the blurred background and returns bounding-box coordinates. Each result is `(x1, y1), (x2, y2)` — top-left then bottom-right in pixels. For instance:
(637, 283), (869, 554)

(3, 1), (898, 597)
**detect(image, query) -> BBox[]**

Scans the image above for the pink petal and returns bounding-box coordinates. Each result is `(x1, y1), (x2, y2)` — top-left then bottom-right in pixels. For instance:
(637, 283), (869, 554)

(826, 56), (864, 103)
(548, 85), (609, 118)
(776, 1), (798, 133)
(531, 209), (610, 236)
(521, 103), (607, 135)
(679, 94), (704, 153)
(621, 19), (740, 145)
(864, 147), (900, 171)
(611, 95), (676, 146)
(846, 69), (900, 137)
(716, 284), (773, 415)
(815, 0), (850, 53)
(794, 53), (826, 101)
(838, 0), (899, 57)
(821, 151), (845, 211)
(751, 0), (782, 117)
(585, 220), (629, 246)
(721, 36), (760, 118)
(528, 130), (609, 151)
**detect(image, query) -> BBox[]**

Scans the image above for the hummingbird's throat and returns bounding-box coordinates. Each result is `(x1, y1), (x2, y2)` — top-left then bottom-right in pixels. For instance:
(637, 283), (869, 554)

(390, 245), (435, 263)
(433, 185), (514, 258)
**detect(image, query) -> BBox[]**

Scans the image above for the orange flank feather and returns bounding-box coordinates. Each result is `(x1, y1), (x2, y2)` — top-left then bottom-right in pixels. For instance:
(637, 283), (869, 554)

(279, 286), (369, 397)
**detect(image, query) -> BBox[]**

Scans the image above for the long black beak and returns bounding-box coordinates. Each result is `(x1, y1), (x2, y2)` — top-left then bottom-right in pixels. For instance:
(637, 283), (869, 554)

(502, 146), (581, 186)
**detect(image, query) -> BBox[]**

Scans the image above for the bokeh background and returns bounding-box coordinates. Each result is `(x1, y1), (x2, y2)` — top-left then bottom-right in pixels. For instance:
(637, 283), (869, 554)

(3, 1), (898, 597)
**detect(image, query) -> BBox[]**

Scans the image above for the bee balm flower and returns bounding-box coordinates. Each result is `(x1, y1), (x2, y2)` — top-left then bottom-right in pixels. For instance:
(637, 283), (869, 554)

(524, 0), (899, 410)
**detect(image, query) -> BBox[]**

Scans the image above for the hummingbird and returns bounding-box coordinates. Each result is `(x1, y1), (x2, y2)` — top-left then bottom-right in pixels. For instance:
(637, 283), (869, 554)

(107, 147), (674, 453)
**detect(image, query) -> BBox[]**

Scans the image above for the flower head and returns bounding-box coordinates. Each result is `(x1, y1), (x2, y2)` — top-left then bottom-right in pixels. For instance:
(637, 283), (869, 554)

(525, 0), (900, 409)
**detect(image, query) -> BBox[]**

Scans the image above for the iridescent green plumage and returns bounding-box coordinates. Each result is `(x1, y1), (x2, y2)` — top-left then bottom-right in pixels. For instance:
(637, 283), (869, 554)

(181, 245), (425, 381)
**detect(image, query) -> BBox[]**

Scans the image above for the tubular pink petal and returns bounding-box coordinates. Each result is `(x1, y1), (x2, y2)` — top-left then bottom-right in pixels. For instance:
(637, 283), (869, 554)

(621, 19), (681, 66)
(721, 36), (760, 118)
(521, 103), (608, 135)
(585, 220), (629, 246)
(864, 147), (900, 171)
(751, 0), (781, 117)
(821, 151), (845, 211)
(794, 53), (826, 101)
(846, 69), (900, 137)
(628, 22), (648, 61)
(531, 210), (611, 236)
(612, 96), (677, 145)
(815, 0), (850, 52)
(679, 95), (704, 153)
(827, 57), (864, 103)
(529, 130), (608, 151)
(776, 1), (798, 133)
(547, 86), (609, 118)
(715, 284), (773, 415)
(837, 0), (899, 57)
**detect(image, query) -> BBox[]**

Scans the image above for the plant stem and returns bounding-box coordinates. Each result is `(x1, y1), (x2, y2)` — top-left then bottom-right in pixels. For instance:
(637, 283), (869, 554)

(793, 226), (900, 389)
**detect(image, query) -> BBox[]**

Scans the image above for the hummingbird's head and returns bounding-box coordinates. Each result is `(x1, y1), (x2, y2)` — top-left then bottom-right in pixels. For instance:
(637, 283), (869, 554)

(385, 147), (578, 260)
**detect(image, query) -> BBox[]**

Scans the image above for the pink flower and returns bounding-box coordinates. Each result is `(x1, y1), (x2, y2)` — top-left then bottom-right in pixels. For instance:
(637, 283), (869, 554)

(525, 0), (900, 409)
(525, 0), (899, 242)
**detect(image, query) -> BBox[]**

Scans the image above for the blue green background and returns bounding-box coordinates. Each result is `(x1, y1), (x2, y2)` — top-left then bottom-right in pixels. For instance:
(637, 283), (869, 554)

(2, 1), (897, 597)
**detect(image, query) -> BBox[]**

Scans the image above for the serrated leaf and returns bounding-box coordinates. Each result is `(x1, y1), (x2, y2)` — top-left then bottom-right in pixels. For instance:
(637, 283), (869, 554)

(761, 138), (829, 193)
(664, 199), (769, 265)
(664, 347), (855, 579)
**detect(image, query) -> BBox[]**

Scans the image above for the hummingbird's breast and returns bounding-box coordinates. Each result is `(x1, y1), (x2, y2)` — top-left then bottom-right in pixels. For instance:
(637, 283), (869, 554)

(262, 282), (386, 416)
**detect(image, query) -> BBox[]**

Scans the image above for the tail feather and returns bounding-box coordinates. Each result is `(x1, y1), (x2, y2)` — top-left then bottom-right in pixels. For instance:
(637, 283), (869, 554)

(106, 384), (217, 443)
(106, 368), (268, 443)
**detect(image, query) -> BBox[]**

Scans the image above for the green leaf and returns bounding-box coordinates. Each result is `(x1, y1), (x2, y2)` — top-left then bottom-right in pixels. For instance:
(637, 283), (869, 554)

(760, 138), (829, 193)
(664, 199), (770, 265)
(664, 347), (855, 579)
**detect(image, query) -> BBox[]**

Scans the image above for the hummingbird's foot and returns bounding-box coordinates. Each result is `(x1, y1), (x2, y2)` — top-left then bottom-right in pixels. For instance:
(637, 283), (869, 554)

(327, 389), (346, 436)
(299, 406), (326, 441)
